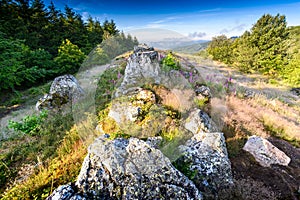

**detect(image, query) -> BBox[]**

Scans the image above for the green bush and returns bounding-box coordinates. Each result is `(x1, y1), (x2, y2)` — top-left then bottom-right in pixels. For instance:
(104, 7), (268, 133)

(161, 52), (181, 71)
(8, 110), (48, 135)
(54, 39), (86, 74)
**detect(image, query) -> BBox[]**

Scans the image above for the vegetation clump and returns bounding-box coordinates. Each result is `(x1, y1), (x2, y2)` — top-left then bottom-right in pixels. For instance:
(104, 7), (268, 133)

(161, 52), (181, 71)
(207, 14), (299, 86)
(8, 110), (48, 135)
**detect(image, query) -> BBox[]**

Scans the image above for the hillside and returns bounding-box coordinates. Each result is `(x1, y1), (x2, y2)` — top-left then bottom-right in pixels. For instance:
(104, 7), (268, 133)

(0, 45), (299, 199)
(172, 42), (209, 54)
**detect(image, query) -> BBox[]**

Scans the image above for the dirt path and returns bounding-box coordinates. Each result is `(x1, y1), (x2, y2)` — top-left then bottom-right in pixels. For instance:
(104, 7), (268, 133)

(0, 64), (109, 141)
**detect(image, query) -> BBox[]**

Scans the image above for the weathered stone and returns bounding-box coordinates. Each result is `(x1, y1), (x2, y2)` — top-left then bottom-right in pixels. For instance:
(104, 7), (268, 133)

(136, 88), (156, 103)
(46, 184), (85, 200)
(115, 45), (161, 97)
(36, 75), (84, 111)
(184, 109), (216, 134)
(48, 135), (203, 199)
(194, 85), (211, 101)
(134, 44), (154, 53)
(243, 135), (291, 167)
(146, 136), (163, 148)
(176, 132), (233, 198)
(108, 101), (140, 124)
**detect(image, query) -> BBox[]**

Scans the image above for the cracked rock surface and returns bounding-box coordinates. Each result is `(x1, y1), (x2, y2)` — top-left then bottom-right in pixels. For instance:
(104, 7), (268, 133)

(48, 135), (202, 200)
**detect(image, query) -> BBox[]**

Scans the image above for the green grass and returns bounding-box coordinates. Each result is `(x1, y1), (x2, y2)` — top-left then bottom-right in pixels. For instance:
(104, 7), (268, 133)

(0, 112), (74, 196)
(95, 64), (125, 113)
(0, 82), (51, 107)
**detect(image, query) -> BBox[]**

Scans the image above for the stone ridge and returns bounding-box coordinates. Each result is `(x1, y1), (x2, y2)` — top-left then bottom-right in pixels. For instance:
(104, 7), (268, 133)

(46, 45), (234, 199)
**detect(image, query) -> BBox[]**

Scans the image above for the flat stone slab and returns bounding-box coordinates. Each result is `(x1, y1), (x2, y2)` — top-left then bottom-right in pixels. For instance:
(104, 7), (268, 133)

(243, 135), (291, 167)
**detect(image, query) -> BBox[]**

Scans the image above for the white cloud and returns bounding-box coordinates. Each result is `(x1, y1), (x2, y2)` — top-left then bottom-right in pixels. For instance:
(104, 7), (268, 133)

(219, 24), (247, 34)
(188, 32), (207, 38)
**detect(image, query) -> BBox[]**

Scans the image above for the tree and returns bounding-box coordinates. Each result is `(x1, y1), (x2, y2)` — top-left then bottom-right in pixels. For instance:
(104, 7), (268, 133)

(54, 39), (86, 74)
(232, 31), (258, 73)
(207, 35), (233, 64)
(27, 0), (49, 49)
(207, 14), (289, 76)
(0, 35), (54, 91)
(249, 14), (289, 75)
(103, 19), (119, 36)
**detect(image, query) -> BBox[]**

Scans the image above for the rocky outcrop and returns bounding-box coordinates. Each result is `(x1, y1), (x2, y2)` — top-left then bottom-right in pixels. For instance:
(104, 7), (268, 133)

(175, 132), (233, 198)
(48, 135), (202, 200)
(36, 75), (84, 111)
(47, 45), (234, 199)
(115, 45), (161, 97)
(243, 135), (291, 167)
(184, 108), (216, 133)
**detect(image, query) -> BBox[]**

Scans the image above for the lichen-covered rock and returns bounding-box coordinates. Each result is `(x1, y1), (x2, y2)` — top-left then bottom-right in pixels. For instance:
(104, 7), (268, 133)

(184, 109), (216, 134)
(176, 132), (233, 198)
(107, 89), (156, 127)
(108, 101), (140, 123)
(136, 88), (156, 103)
(115, 45), (161, 97)
(243, 135), (291, 167)
(194, 85), (211, 100)
(134, 44), (154, 53)
(48, 135), (202, 199)
(47, 184), (85, 200)
(36, 74), (84, 111)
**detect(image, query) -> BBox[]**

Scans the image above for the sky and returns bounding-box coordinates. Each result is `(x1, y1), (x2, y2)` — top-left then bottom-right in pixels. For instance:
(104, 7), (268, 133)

(44, 0), (300, 41)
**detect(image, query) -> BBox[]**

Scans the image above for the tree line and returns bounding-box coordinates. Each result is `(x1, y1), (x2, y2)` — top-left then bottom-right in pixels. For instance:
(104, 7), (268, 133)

(0, 0), (138, 92)
(206, 14), (300, 86)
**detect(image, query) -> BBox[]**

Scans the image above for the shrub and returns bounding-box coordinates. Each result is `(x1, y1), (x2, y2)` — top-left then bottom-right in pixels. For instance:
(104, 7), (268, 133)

(161, 52), (181, 71)
(8, 110), (48, 135)
(54, 39), (86, 74)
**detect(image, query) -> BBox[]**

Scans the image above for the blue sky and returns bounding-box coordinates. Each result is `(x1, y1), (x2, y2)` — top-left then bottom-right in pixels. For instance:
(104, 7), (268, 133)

(44, 0), (300, 40)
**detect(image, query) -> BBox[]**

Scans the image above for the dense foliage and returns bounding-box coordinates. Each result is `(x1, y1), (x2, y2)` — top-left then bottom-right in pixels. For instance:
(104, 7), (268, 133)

(161, 52), (181, 71)
(8, 110), (48, 135)
(207, 14), (299, 85)
(0, 0), (138, 93)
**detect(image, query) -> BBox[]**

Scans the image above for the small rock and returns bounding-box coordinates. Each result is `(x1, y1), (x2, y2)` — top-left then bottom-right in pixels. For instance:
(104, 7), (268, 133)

(108, 101), (140, 123)
(291, 87), (300, 96)
(184, 109), (216, 134)
(36, 75), (84, 111)
(244, 89), (256, 98)
(194, 85), (211, 99)
(136, 88), (156, 103)
(243, 135), (291, 167)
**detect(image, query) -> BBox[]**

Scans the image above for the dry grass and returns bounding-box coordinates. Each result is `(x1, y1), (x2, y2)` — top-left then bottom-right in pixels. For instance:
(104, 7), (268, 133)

(224, 95), (300, 148)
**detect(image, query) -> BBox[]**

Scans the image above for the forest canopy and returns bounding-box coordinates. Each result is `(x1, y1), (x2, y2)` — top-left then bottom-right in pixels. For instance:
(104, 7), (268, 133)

(0, 0), (138, 92)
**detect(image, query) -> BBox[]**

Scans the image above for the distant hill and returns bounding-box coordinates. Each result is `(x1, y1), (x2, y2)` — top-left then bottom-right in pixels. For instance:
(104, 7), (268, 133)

(172, 41), (209, 54)
(127, 28), (210, 50)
